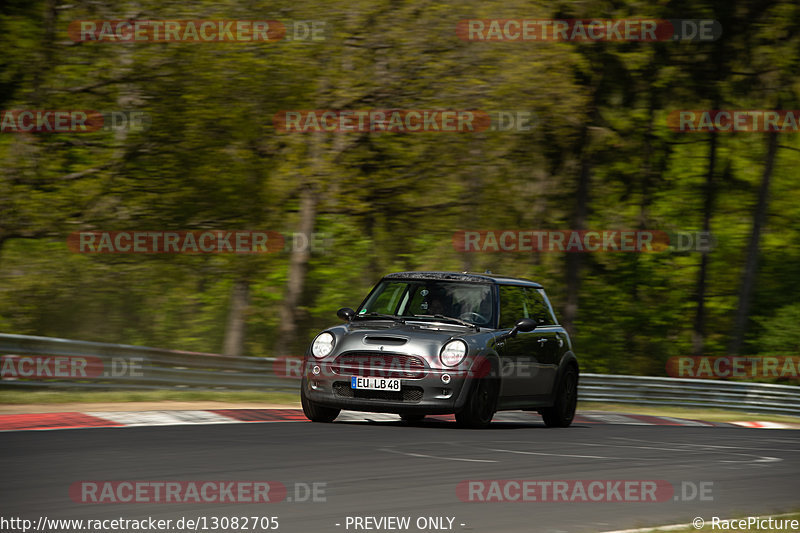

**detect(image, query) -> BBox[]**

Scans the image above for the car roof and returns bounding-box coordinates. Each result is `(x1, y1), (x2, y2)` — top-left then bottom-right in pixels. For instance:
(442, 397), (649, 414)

(382, 271), (543, 288)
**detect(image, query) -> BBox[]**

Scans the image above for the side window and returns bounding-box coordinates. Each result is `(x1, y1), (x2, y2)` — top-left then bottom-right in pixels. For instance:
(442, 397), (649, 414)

(499, 286), (527, 329)
(525, 288), (554, 325)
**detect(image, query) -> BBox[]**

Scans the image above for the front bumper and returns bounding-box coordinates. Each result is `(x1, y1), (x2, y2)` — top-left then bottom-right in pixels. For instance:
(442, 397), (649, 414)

(301, 359), (473, 414)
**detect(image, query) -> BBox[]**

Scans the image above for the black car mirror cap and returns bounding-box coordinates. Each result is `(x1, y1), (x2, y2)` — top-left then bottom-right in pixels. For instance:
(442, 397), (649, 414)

(508, 317), (537, 338)
(515, 318), (537, 332)
(337, 307), (356, 322)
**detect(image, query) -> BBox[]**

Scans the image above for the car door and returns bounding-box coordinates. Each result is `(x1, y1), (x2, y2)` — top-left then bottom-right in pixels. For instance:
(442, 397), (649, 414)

(496, 285), (538, 399)
(524, 288), (559, 397)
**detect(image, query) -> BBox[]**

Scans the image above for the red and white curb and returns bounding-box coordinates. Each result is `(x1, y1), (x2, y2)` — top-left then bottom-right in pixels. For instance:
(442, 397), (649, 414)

(0, 409), (796, 432)
(728, 420), (800, 429)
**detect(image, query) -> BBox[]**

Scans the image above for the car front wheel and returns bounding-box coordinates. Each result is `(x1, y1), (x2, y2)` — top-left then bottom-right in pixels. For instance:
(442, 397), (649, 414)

(541, 366), (577, 428)
(455, 369), (498, 429)
(301, 380), (340, 423)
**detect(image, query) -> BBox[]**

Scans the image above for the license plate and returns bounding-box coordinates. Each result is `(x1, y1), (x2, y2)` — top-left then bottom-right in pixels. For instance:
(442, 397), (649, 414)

(351, 376), (401, 391)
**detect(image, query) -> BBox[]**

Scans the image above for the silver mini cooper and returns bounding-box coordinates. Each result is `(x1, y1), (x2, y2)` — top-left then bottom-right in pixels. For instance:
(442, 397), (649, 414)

(300, 271), (578, 428)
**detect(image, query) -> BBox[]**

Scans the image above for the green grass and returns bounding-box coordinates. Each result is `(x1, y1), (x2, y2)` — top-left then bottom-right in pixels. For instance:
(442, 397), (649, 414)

(579, 401), (800, 424)
(0, 389), (300, 405)
(616, 512), (800, 533)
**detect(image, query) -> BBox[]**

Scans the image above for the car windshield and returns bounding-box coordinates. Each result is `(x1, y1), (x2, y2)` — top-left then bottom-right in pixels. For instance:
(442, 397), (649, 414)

(358, 279), (494, 327)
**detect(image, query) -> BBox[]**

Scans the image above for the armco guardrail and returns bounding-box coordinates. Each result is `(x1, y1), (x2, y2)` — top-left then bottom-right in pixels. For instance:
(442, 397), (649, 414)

(579, 373), (800, 416)
(1, 333), (798, 416)
(0, 333), (297, 392)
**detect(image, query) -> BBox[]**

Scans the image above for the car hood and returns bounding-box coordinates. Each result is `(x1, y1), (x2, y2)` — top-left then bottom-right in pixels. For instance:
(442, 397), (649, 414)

(322, 321), (499, 364)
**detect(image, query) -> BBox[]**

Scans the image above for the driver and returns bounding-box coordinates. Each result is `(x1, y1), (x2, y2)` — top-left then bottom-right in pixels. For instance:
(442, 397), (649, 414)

(422, 286), (449, 316)
(427, 296), (446, 315)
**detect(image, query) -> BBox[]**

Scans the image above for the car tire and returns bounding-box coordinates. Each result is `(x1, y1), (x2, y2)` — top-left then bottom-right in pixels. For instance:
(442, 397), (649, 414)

(455, 366), (498, 429)
(541, 366), (577, 428)
(400, 413), (426, 424)
(301, 382), (340, 423)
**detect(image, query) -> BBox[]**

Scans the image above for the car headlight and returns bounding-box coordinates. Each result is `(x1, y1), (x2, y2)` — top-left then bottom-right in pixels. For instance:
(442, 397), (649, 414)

(311, 332), (335, 358)
(440, 339), (467, 366)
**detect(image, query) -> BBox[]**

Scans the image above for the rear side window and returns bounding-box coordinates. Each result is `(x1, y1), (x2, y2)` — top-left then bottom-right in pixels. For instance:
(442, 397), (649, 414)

(500, 285), (557, 328)
(499, 286), (527, 329)
(525, 288), (555, 325)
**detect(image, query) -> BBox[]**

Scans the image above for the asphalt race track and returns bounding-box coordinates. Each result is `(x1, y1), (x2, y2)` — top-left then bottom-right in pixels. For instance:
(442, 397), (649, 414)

(2, 416), (799, 533)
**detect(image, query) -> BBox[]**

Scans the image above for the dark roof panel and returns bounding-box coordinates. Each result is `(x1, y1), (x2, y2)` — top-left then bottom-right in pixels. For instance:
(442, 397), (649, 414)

(382, 271), (543, 288)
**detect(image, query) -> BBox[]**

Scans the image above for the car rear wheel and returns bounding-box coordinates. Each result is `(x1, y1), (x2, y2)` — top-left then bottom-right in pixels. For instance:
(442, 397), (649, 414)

(541, 366), (577, 428)
(455, 368), (498, 429)
(301, 381), (340, 423)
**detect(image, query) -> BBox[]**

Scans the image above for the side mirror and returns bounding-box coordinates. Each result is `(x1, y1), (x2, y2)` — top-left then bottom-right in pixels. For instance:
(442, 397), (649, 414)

(337, 307), (355, 322)
(509, 317), (537, 338)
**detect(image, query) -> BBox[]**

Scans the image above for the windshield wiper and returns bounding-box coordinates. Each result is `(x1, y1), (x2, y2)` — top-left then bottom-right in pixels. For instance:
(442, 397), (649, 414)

(353, 312), (406, 324)
(409, 314), (479, 331)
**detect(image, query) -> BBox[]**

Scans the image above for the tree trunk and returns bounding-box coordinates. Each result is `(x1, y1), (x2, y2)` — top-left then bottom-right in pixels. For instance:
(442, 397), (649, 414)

(273, 186), (317, 355)
(460, 142), (484, 273)
(562, 118), (593, 337)
(728, 130), (778, 354)
(691, 132), (718, 356)
(31, 0), (57, 107)
(222, 279), (250, 357)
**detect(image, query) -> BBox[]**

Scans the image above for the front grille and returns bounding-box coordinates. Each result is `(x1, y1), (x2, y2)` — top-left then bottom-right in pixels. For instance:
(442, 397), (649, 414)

(333, 381), (424, 403)
(332, 352), (427, 379)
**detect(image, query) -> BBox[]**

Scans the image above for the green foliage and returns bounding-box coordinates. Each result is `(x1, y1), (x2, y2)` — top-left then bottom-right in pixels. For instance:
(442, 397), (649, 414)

(1, 0), (799, 378)
(755, 304), (800, 356)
